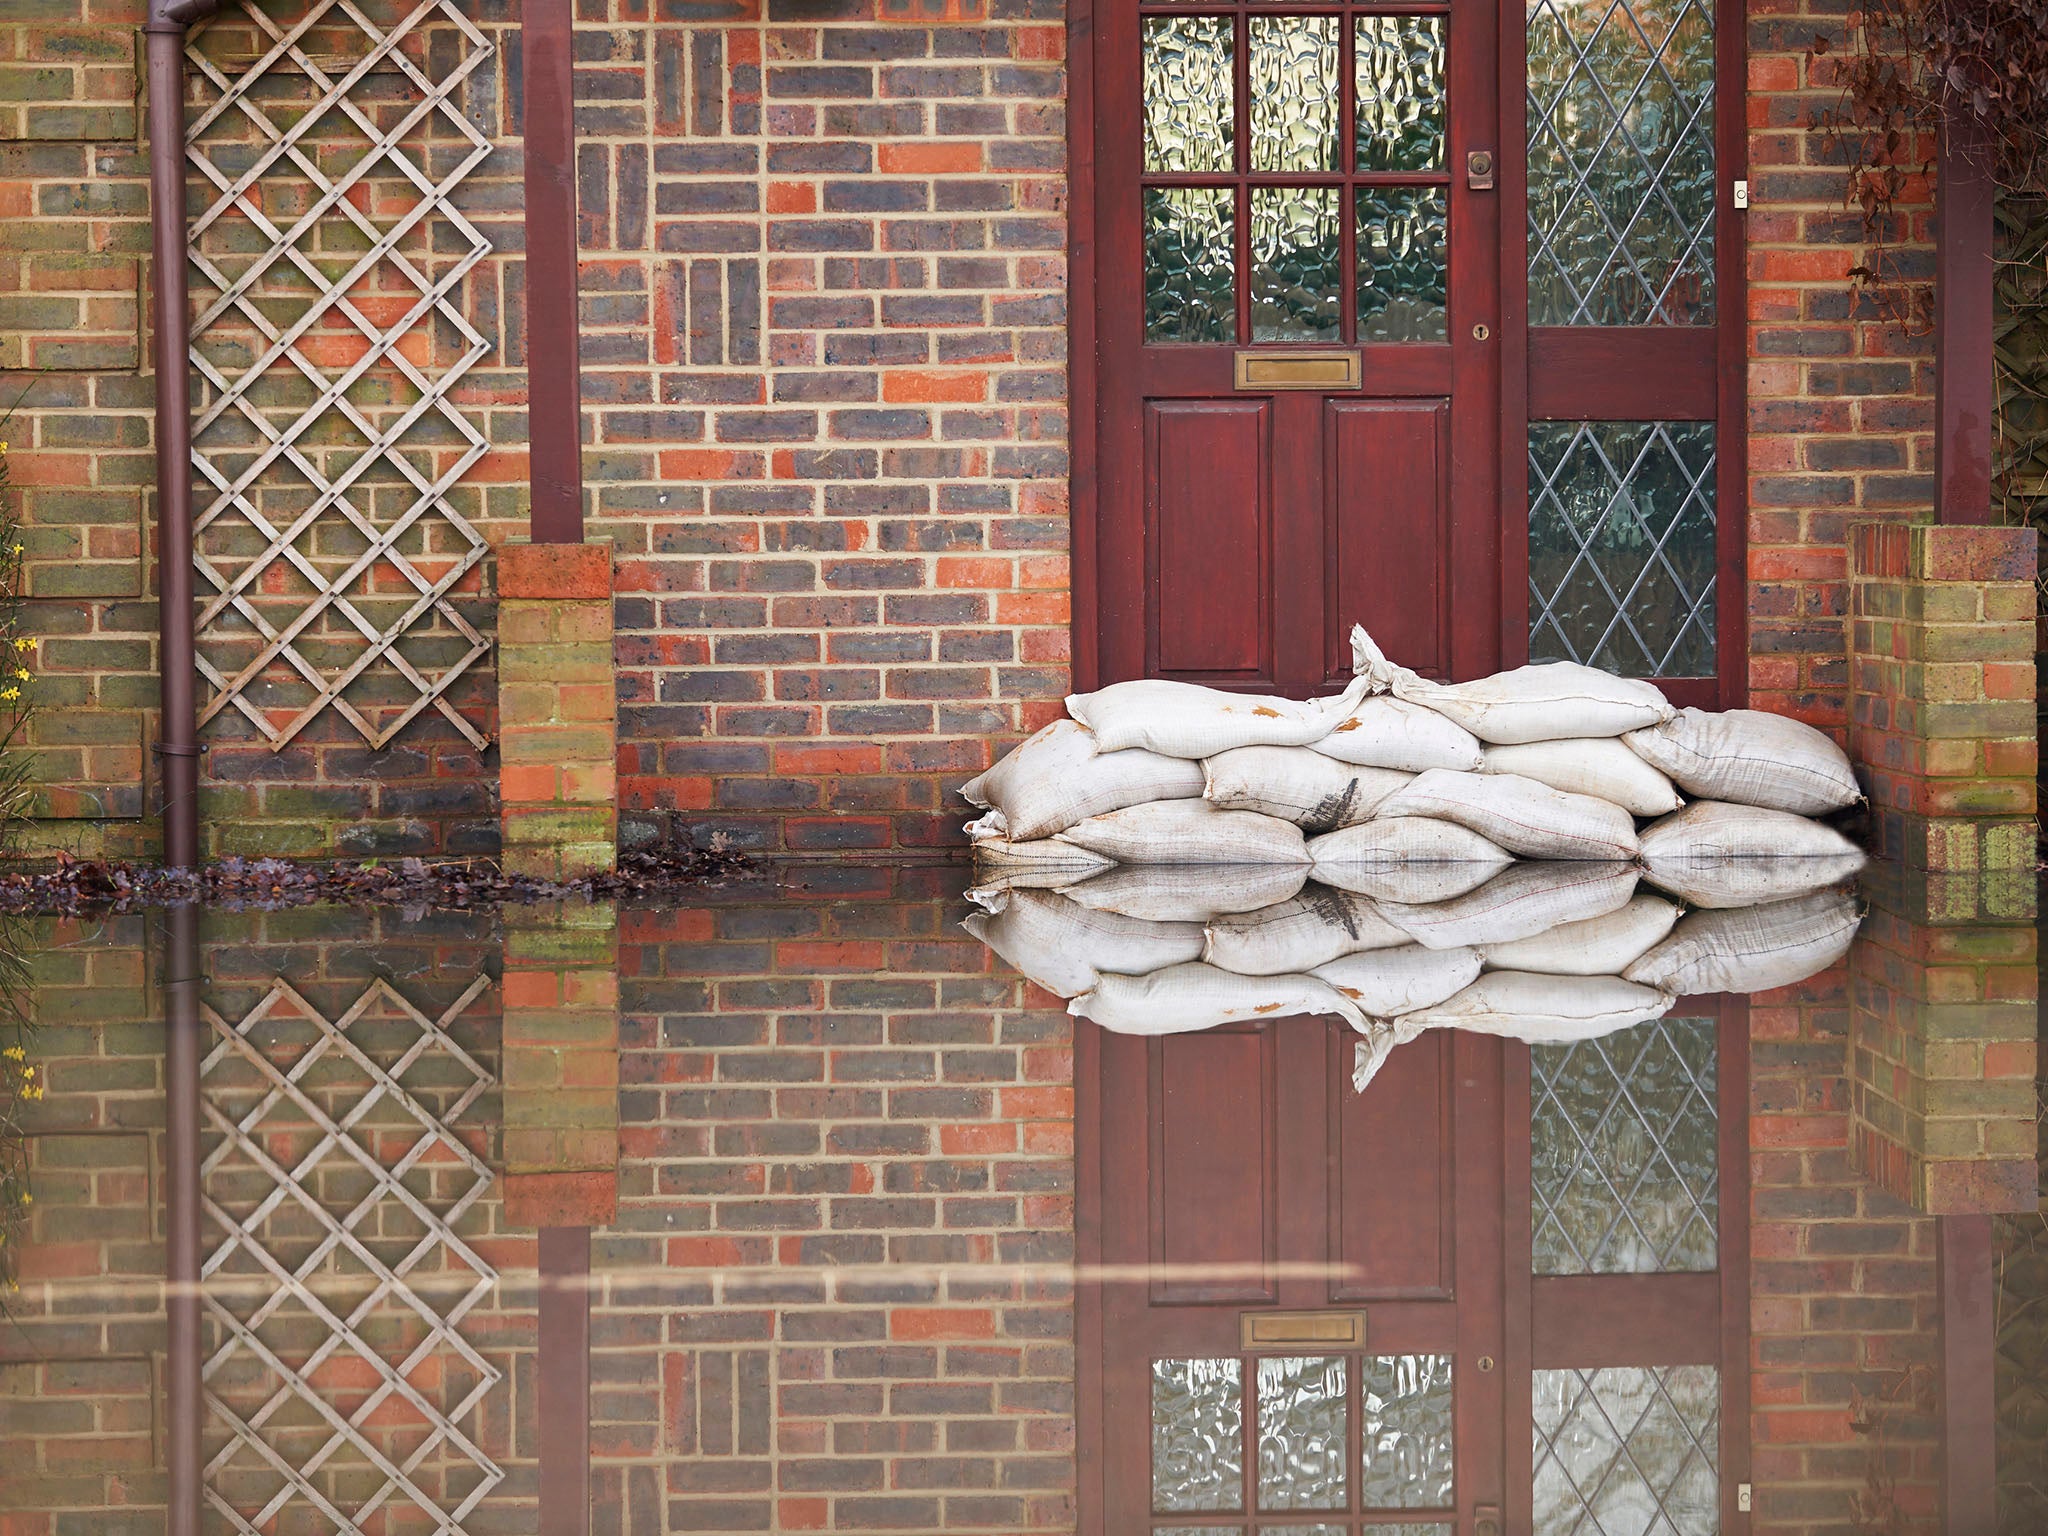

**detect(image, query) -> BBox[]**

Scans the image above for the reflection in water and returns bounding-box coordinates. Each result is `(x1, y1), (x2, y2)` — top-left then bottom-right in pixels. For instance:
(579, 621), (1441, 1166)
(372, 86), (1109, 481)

(0, 867), (2036, 1535)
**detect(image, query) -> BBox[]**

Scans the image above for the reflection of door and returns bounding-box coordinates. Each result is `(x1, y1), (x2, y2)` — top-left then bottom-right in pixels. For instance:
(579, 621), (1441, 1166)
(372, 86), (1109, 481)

(1078, 1001), (1751, 1536)
(1090, 0), (1500, 691)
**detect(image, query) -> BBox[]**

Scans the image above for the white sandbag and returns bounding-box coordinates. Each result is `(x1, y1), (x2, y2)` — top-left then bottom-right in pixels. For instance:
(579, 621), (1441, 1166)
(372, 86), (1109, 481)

(1625, 889), (1862, 996)
(1624, 707), (1861, 816)
(1375, 769), (1640, 861)
(1381, 861), (1640, 950)
(1475, 893), (1682, 976)
(1639, 799), (1862, 863)
(1070, 962), (1364, 1035)
(961, 887), (1204, 998)
(1203, 747), (1412, 831)
(1203, 887), (1411, 976)
(968, 837), (1116, 890)
(1641, 851), (1866, 910)
(1066, 672), (1370, 759)
(1479, 738), (1681, 818)
(1310, 695), (1485, 772)
(1397, 971), (1675, 1040)
(1350, 624), (1673, 744)
(1314, 944), (1481, 1016)
(1059, 862), (1310, 923)
(1308, 848), (1508, 906)
(1056, 799), (1312, 866)
(1308, 818), (1514, 874)
(960, 719), (1205, 841)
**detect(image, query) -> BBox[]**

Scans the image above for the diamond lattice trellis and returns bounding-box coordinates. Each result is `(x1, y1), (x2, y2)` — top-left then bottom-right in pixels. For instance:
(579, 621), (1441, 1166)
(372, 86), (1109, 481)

(185, 0), (496, 752)
(200, 973), (503, 1534)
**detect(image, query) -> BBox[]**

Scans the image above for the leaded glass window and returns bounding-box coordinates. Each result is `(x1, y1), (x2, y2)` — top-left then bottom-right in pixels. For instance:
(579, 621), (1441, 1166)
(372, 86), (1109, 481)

(1527, 420), (1716, 678)
(1526, 0), (1716, 324)
(1532, 1016), (1719, 1275)
(1532, 1366), (1721, 1535)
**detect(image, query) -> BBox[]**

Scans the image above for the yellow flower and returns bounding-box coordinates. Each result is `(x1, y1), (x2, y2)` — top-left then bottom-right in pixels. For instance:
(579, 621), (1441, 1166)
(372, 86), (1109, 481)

(12, 639), (29, 650)
(1, 1046), (20, 1060)
(2, 690), (21, 702)
(11, 545), (21, 556)
(13, 670), (26, 681)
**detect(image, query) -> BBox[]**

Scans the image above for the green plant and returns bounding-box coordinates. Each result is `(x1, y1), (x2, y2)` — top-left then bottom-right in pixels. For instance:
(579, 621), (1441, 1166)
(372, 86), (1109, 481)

(0, 418), (36, 855)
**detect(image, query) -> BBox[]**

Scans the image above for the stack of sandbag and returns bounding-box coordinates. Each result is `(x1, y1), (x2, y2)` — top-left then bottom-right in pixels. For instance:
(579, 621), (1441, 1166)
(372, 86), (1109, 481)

(959, 621), (1869, 1087)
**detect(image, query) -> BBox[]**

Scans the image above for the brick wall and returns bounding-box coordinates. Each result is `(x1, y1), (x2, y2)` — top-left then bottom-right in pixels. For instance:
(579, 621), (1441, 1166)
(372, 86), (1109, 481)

(1745, 0), (1940, 734)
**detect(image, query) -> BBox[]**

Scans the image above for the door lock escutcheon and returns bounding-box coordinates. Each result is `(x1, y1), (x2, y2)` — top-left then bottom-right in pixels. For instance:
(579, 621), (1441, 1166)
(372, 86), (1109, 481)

(1467, 149), (1495, 190)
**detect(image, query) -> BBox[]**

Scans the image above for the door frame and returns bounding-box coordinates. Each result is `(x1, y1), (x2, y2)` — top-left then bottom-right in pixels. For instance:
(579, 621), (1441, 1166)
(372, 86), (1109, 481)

(1067, 0), (1750, 701)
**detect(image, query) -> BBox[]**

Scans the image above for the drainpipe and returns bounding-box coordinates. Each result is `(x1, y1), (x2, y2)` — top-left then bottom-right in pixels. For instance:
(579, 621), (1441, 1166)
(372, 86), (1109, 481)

(145, 0), (221, 872)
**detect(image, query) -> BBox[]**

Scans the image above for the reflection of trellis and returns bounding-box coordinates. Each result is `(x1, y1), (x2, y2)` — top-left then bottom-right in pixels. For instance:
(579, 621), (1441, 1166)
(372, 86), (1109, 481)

(199, 974), (502, 1533)
(185, 0), (495, 751)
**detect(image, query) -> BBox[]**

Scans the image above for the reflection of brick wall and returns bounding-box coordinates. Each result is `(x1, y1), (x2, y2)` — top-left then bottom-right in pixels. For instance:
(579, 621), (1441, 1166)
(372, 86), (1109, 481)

(598, 873), (1077, 1533)
(1750, 963), (1942, 1536)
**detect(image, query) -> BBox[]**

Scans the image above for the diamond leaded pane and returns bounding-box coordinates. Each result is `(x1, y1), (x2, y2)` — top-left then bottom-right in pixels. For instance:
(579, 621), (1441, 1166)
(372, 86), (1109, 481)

(1532, 1366), (1721, 1535)
(1532, 1016), (1718, 1275)
(1528, 421), (1716, 678)
(1527, 0), (1715, 324)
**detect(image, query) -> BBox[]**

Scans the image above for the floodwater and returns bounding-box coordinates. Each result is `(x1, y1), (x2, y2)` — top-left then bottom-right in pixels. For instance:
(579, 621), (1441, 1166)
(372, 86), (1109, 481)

(0, 859), (2041, 1535)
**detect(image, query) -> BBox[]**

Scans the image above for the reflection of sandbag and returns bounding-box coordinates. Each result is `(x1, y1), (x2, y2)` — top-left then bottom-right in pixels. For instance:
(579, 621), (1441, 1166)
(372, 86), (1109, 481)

(1625, 889), (1862, 995)
(1351, 624), (1673, 744)
(960, 719), (1204, 840)
(1638, 801), (1864, 908)
(1479, 738), (1681, 818)
(1203, 747), (1411, 831)
(1311, 696), (1485, 771)
(1059, 862), (1310, 923)
(1056, 799), (1313, 865)
(1308, 818), (1514, 875)
(1309, 851), (1507, 906)
(1640, 851), (1866, 910)
(1069, 962), (1364, 1035)
(968, 837), (1116, 889)
(1203, 887), (1410, 976)
(1475, 893), (1682, 976)
(1625, 707), (1861, 815)
(1397, 970), (1675, 1039)
(1067, 673), (1370, 758)
(962, 887), (1204, 998)
(1382, 861), (1639, 950)
(1377, 769), (1639, 861)
(1314, 944), (1481, 1016)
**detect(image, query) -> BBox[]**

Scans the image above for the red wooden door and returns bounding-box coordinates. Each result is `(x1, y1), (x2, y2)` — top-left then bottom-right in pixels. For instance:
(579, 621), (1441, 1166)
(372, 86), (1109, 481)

(1092, 0), (1501, 692)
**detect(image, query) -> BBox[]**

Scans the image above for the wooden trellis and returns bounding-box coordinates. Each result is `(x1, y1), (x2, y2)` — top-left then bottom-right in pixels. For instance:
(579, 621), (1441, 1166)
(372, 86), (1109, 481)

(199, 973), (503, 1533)
(185, 0), (496, 751)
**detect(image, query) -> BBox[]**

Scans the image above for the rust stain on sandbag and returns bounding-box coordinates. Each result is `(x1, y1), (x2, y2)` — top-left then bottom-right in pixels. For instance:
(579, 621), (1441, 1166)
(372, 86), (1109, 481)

(1332, 718), (1361, 731)
(1253, 707), (1283, 718)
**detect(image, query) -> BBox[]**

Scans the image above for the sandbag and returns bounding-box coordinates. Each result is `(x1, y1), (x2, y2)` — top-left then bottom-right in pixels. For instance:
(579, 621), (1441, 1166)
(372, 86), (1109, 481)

(1310, 856), (1507, 913)
(1059, 862), (1310, 923)
(1308, 818), (1514, 874)
(1070, 962), (1364, 1035)
(1624, 707), (1861, 816)
(1639, 800), (1862, 863)
(1641, 851), (1866, 910)
(1313, 944), (1481, 1016)
(1203, 887), (1410, 976)
(1479, 738), (1681, 818)
(1381, 860), (1639, 951)
(1625, 889), (1862, 995)
(1066, 673), (1369, 759)
(967, 837), (1116, 889)
(1351, 624), (1674, 744)
(1396, 970), (1675, 1040)
(1375, 769), (1640, 861)
(961, 887), (1204, 998)
(1475, 893), (1681, 976)
(1056, 799), (1312, 866)
(960, 719), (1205, 841)
(1203, 747), (1412, 831)
(1310, 696), (1485, 772)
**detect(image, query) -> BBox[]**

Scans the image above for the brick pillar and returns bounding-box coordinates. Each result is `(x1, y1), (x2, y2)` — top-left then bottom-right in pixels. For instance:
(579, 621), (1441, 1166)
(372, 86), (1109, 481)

(497, 541), (618, 879)
(1847, 520), (2039, 874)
(501, 903), (621, 1227)
(1848, 865), (2039, 1216)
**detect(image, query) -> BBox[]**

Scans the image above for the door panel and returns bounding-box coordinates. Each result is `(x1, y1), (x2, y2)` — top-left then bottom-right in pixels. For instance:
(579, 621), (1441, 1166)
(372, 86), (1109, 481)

(1330, 1026), (1452, 1301)
(1325, 398), (1450, 683)
(1151, 1028), (1277, 1304)
(1150, 400), (1272, 681)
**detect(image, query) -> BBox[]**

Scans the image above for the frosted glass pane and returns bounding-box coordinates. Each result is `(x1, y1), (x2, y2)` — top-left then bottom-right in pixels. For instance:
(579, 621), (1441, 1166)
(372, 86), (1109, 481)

(1252, 187), (1341, 343)
(1145, 15), (1236, 174)
(1252, 16), (1341, 172)
(1361, 1354), (1455, 1509)
(1146, 188), (1236, 344)
(1257, 1356), (1347, 1510)
(1356, 15), (1446, 171)
(1358, 186), (1448, 341)
(1533, 1366), (1720, 1535)
(1155, 1357), (1245, 1512)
